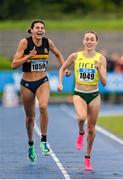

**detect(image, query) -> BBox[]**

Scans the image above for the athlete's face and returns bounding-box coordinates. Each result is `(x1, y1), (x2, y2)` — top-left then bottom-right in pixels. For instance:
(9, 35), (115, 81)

(31, 23), (45, 39)
(83, 33), (98, 51)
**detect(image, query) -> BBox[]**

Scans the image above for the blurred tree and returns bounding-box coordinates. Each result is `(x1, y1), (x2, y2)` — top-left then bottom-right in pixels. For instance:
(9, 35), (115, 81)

(0, 0), (123, 20)
(0, 0), (31, 19)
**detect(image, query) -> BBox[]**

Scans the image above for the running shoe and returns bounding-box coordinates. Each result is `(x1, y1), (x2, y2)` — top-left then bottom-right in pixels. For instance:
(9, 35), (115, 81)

(28, 144), (36, 162)
(75, 131), (85, 150)
(40, 141), (50, 156)
(84, 157), (93, 171)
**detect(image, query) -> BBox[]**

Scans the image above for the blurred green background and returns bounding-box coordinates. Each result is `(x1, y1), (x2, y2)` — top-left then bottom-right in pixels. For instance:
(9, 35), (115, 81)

(1, 0), (123, 69)
(0, 0), (123, 21)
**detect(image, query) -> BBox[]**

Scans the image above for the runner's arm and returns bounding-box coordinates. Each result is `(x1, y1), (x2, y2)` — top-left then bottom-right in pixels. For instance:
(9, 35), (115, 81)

(95, 55), (107, 86)
(11, 39), (37, 69)
(49, 39), (71, 76)
(57, 53), (77, 91)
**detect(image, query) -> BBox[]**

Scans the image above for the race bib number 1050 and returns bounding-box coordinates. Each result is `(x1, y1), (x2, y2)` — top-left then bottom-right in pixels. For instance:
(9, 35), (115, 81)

(31, 60), (48, 72)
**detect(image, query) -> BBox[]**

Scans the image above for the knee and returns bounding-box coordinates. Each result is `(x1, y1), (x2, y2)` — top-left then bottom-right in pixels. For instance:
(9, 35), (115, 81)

(78, 114), (86, 122)
(87, 127), (95, 137)
(39, 103), (48, 113)
(26, 114), (35, 124)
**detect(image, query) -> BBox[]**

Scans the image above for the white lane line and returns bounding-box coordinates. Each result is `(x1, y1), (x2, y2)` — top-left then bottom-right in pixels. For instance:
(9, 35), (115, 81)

(34, 123), (71, 180)
(60, 104), (123, 146)
(100, 111), (123, 117)
(95, 125), (123, 145)
(22, 106), (71, 179)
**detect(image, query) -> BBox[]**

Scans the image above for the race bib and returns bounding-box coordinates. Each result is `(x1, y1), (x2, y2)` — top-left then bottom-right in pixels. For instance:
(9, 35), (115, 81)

(31, 60), (48, 72)
(79, 68), (96, 82)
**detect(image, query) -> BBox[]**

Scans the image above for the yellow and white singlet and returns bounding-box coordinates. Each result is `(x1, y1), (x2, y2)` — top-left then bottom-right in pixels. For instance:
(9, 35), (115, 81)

(74, 51), (101, 85)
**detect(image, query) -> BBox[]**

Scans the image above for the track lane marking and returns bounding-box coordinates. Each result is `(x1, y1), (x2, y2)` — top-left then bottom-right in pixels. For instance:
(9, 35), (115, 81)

(60, 104), (123, 146)
(34, 122), (71, 179)
(22, 106), (71, 179)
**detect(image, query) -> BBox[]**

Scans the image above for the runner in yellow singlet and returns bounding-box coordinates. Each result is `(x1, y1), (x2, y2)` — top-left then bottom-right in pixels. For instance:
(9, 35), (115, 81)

(57, 31), (107, 171)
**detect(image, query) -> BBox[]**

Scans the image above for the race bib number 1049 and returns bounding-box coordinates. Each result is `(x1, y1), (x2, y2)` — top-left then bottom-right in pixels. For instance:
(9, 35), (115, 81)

(79, 68), (96, 82)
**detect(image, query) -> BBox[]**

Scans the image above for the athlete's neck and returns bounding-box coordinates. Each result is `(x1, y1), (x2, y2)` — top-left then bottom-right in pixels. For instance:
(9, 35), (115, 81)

(83, 50), (96, 58)
(32, 36), (42, 47)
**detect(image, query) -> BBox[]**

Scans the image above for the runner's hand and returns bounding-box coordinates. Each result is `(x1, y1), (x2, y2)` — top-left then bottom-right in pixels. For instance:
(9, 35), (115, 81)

(27, 46), (37, 62)
(94, 61), (101, 70)
(57, 84), (63, 91)
(29, 46), (37, 59)
(64, 69), (71, 77)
